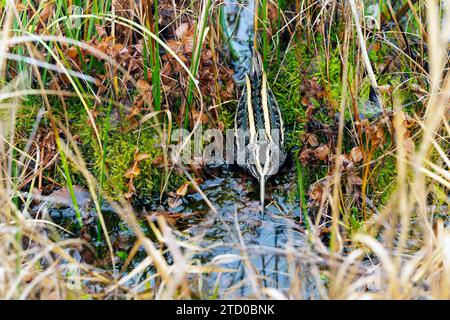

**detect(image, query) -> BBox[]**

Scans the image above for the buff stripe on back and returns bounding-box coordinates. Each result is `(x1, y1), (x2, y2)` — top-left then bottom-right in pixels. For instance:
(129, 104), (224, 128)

(245, 75), (256, 144)
(261, 72), (273, 143)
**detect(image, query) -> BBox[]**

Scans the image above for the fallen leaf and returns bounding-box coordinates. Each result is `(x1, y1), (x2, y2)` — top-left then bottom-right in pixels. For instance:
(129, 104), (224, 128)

(299, 148), (312, 164)
(307, 134), (319, 147)
(67, 47), (79, 59)
(40, 2), (54, 22)
(134, 153), (151, 162)
(314, 144), (329, 161)
(176, 181), (190, 197)
(191, 108), (209, 124)
(168, 196), (182, 208)
(301, 96), (310, 106)
(136, 79), (151, 93)
(175, 23), (190, 39)
(124, 166), (141, 178)
(350, 146), (363, 163)
(124, 192), (134, 199)
(308, 182), (323, 203)
(152, 154), (164, 166)
(46, 186), (92, 208)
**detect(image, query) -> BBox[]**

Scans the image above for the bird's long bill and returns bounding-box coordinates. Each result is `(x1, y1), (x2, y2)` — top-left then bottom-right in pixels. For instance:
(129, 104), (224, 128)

(260, 176), (265, 212)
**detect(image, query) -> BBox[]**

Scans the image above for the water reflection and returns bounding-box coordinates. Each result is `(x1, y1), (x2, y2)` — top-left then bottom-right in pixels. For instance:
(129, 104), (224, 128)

(185, 167), (319, 299)
(220, 0), (255, 83)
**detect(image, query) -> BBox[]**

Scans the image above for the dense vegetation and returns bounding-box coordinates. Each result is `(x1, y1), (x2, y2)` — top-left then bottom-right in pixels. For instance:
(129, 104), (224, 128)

(0, 0), (449, 299)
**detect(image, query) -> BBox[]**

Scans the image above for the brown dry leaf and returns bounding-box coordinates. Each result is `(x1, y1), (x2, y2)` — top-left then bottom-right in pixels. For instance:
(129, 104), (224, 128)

(126, 105), (140, 120)
(167, 39), (182, 53)
(40, 2), (54, 22)
(192, 109), (209, 124)
(175, 178), (203, 197)
(305, 104), (315, 119)
(67, 47), (79, 60)
(168, 196), (183, 209)
(372, 42), (381, 51)
(124, 192), (134, 199)
(300, 148), (312, 164)
(181, 29), (194, 53)
(371, 126), (385, 146)
(152, 154), (164, 166)
(307, 134), (319, 147)
(175, 23), (190, 39)
(314, 144), (329, 161)
(300, 78), (324, 98)
(124, 166), (141, 179)
(136, 79), (151, 93)
(135, 153), (151, 162)
(301, 96), (310, 106)
(315, 89), (325, 99)
(111, 43), (126, 56)
(350, 146), (363, 163)
(192, 178), (203, 186)
(336, 154), (349, 170)
(16, 3), (27, 12)
(308, 182), (323, 203)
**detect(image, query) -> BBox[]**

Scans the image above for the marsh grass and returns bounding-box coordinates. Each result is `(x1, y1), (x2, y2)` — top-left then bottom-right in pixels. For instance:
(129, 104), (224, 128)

(0, 0), (449, 299)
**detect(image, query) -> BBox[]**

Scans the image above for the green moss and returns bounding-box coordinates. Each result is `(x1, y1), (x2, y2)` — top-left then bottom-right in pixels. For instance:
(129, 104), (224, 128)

(269, 46), (306, 150)
(217, 102), (236, 129)
(372, 153), (397, 205)
(15, 95), (184, 201)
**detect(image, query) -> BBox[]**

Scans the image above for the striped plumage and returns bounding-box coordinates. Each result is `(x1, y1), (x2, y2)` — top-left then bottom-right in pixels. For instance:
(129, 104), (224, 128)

(234, 53), (286, 208)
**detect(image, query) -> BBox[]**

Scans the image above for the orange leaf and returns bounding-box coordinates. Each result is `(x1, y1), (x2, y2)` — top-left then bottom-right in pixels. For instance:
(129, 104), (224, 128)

(124, 166), (141, 178)
(176, 181), (190, 197)
(135, 153), (151, 162)
(67, 47), (79, 59)
(301, 96), (310, 106)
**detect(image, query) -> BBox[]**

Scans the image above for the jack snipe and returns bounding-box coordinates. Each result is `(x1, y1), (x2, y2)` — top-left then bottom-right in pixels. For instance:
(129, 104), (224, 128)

(234, 53), (286, 208)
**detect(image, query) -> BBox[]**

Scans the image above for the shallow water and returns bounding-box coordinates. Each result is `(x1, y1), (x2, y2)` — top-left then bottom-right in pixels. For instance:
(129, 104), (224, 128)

(182, 167), (319, 298)
(41, 164), (320, 298)
(220, 0), (255, 83)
